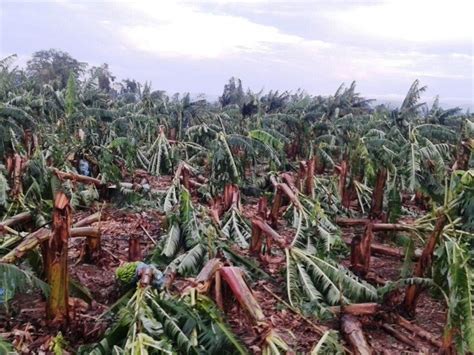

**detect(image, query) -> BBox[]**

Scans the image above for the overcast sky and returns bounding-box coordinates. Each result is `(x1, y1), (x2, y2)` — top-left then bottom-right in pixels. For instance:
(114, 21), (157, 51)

(1, 0), (473, 108)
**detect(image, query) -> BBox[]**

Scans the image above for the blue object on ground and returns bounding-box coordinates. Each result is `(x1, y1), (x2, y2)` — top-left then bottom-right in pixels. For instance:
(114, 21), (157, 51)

(79, 159), (90, 176)
(134, 262), (165, 289)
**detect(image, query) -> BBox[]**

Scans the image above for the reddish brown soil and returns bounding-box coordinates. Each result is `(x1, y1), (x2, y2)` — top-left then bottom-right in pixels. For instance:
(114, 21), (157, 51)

(1, 175), (448, 354)
(1, 206), (163, 353)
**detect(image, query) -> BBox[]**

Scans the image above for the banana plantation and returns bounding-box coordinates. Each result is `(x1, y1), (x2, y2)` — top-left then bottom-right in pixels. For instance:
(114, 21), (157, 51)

(0, 50), (473, 354)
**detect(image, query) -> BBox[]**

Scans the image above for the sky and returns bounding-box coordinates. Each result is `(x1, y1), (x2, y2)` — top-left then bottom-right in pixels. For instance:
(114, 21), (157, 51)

(0, 0), (473, 109)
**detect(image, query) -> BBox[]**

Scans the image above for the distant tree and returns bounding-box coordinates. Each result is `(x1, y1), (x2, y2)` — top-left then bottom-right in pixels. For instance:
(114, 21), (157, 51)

(26, 49), (86, 90)
(220, 77), (244, 107)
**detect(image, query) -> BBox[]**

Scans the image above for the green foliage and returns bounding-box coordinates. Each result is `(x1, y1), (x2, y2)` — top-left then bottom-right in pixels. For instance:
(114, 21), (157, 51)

(86, 287), (247, 354)
(0, 336), (15, 354)
(310, 330), (344, 354)
(220, 207), (251, 249)
(286, 247), (378, 314)
(0, 263), (49, 308)
(442, 240), (474, 352)
(51, 332), (68, 355)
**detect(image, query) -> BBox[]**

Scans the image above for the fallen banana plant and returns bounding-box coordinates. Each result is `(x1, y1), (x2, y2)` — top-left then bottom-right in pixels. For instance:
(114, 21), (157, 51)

(341, 314), (372, 355)
(0, 211), (32, 235)
(1, 212), (101, 264)
(186, 260), (290, 354)
(83, 283), (247, 354)
(286, 247), (378, 315)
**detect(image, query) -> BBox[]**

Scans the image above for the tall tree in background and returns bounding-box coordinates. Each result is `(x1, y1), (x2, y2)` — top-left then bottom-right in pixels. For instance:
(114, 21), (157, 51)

(26, 49), (86, 90)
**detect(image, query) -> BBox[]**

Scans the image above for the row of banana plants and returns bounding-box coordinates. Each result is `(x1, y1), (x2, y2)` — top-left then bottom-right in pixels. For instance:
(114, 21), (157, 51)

(1, 52), (473, 352)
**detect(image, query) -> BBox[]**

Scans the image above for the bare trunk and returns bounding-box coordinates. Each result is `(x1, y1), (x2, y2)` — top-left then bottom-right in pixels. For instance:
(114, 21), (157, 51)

(257, 197), (268, 220)
(360, 223), (374, 275)
(297, 161), (307, 191)
(128, 235), (142, 261)
(5, 155), (13, 175)
(396, 315), (442, 348)
(305, 157), (315, 196)
(195, 258), (222, 293)
(381, 324), (422, 350)
(24, 129), (34, 157)
(329, 303), (379, 316)
(369, 167), (387, 219)
(270, 189), (282, 228)
(223, 184), (240, 211)
(250, 220), (263, 254)
(341, 314), (372, 355)
(47, 192), (71, 325)
(281, 173), (297, 193)
(315, 154), (325, 174)
(1, 227), (100, 264)
(251, 218), (287, 254)
(335, 218), (413, 232)
(84, 232), (101, 263)
(0, 212), (32, 234)
(219, 267), (265, 323)
(181, 165), (190, 190)
(169, 127), (177, 141)
(403, 213), (448, 316)
(338, 160), (347, 203)
(452, 136), (471, 171)
(214, 270), (223, 310)
(51, 168), (104, 188)
(370, 242), (421, 260)
(73, 212), (100, 228)
(138, 267), (154, 288)
(10, 154), (23, 198)
(351, 223), (373, 276)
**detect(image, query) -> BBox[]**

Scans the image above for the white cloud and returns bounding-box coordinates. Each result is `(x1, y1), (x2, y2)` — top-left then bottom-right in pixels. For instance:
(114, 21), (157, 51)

(116, 1), (303, 59)
(46, 0), (471, 106)
(330, 0), (473, 43)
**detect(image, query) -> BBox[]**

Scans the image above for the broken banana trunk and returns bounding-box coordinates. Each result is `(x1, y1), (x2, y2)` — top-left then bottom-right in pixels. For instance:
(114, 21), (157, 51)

(0, 215), (101, 264)
(341, 314), (373, 355)
(219, 266), (266, 324)
(250, 218), (287, 255)
(0, 211), (32, 235)
(369, 167), (387, 219)
(47, 192), (71, 325)
(10, 153), (24, 199)
(128, 235), (142, 261)
(305, 157), (315, 196)
(350, 222), (374, 276)
(402, 213), (448, 317)
(270, 182), (302, 228)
